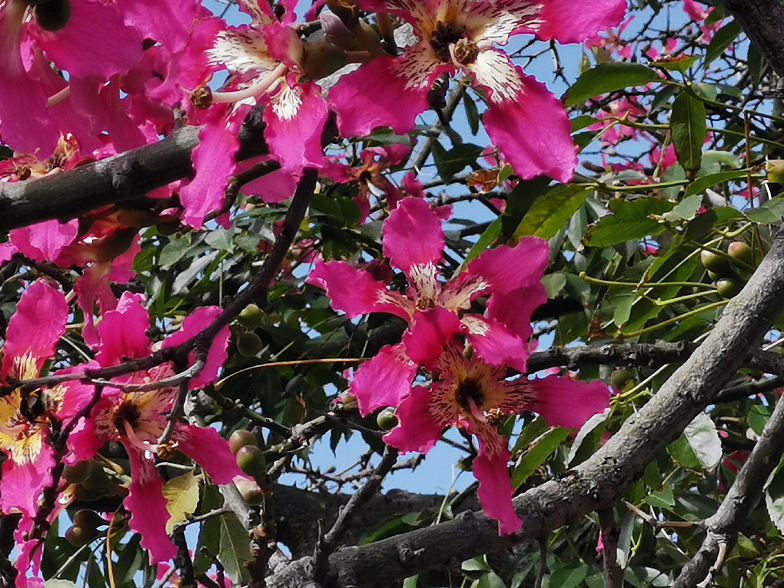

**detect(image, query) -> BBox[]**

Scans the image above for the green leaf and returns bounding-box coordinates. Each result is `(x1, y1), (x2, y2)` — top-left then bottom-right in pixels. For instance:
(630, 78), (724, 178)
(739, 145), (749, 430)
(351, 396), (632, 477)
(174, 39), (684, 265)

(432, 142), (483, 180)
(651, 54), (699, 73)
(766, 461), (784, 533)
(658, 194), (703, 222)
(671, 91), (707, 172)
(498, 176), (552, 242)
(749, 404), (771, 436)
(45, 581), (80, 588)
(463, 556), (493, 573)
(684, 412), (722, 469)
(514, 184), (593, 240)
(667, 435), (702, 470)
(463, 93), (480, 135)
(643, 485), (675, 508)
(541, 273), (567, 299)
(474, 572), (507, 588)
(511, 427), (571, 489)
(684, 169), (749, 197)
(705, 20), (743, 66)
(547, 565), (589, 588)
(564, 63), (660, 107)
(457, 217), (501, 273)
(219, 512), (252, 583)
(163, 471), (201, 533)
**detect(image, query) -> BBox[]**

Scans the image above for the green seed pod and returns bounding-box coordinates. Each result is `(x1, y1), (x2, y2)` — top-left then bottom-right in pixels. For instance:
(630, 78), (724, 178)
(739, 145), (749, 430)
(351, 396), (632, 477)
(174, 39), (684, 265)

(236, 331), (263, 358)
(376, 408), (398, 431)
(728, 241), (754, 267)
(73, 509), (107, 529)
(65, 525), (99, 547)
(235, 478), (265, 505)
(238, 304), (263, 330)
(63, 461), (93, 485)
(716, 278), (743, 298)
(236, 445), (267, 477)
(610, 368), (636, 391)
(35, 0), (71, 32)
(700, 250), (732, 277)
(229, 429), (258, 455)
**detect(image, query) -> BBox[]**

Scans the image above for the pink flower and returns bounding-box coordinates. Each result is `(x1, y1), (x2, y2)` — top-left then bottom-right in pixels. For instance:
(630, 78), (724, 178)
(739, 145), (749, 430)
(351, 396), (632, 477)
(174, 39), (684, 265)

(0, 280), (91, 518)
(321, 143), (412, 220)
(179, 3), (328, 227)
(329, 0), (626, 182)
(589, 97), (646, 147)
(307, 198), (549, 398)
(381, 308), (611, 534)
(67, 293), (240, 564)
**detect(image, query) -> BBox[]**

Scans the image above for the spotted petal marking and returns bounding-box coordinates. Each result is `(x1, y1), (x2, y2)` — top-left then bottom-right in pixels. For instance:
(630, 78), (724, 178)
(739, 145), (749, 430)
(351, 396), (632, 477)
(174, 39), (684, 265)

(466, 49), (523, 103)
(208, 28), (277, 74)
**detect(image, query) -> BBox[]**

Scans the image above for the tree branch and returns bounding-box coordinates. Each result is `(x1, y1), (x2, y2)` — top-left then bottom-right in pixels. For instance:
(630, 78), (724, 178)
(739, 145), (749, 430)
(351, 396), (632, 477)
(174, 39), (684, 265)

(0, 111), (268, 232)
(267, 226), (784, 587)
(721, 0), (784, 79)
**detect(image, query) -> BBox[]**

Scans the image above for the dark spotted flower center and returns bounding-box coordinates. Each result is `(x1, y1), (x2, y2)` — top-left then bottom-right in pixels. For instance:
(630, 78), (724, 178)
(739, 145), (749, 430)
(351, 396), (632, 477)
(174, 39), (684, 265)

(430, 21), (479, 65)
(455, 377), (485, 410)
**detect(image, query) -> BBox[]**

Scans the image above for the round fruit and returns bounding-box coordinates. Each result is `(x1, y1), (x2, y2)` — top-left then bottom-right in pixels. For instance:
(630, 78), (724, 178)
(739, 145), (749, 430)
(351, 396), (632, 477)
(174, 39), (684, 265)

(65, 525), (99, 547)
(235, 478), (265, 505)
(229, 429), (258, 455)
(63, 461), (93, 485)
(728, 241), (754, 267)
(238, 304), (264, 330)
(376, 408), (398, 431)
(610, 368), (636, 391)
(35, 0), (71, 32)
(700, 250), (732, 276)
(237, 331), (263, 358)
(236, 445), (267, 477)
(717, 278), (742, 298)
(73, 509), (106, 529)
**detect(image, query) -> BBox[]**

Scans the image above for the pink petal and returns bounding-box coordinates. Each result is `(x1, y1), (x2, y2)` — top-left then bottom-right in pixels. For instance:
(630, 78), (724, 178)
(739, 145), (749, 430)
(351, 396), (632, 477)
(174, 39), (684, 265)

(382, 198), (444, 274)
(350, 344), (416, 417)
(242, 164), (298, 204)
(263, 80), (327, 173)
(473, 446), (521, 535)
(125, 447), (177, 564)
(462, 316), (529, 373)
(2, 280), (68, 381)
(65, 414), (105, 464)
(175, 424), (244, 484)
(28, 0), (144, 79)
(466, 237), (550, 294)
(486, 283), (548, 343)
(478, 66), (576, 183)
(163, 307), (230, 388)
(402, 308), (462, 368)
(383, 386), (442, 453)
(0, 442), (55, 517)
(329, 49), (443, 138)
(306, 261), (411, 320)
(0, 242), (17, 264)
(10, 219), (79, 263)
(74, 262), (114, 350)
(534, 0), (627, 43)
(180, 108), (243, 229)
(527, 377), (611, 430)
(96, 292), (151, 367)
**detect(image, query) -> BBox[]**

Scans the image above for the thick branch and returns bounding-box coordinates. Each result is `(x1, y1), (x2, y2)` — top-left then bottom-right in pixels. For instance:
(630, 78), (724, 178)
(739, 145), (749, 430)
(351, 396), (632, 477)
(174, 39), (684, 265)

(721, 0), (784, 78)
(673, 390), (784, 587)
(0, 112), (268, 232)
(268, 227), (784, 587)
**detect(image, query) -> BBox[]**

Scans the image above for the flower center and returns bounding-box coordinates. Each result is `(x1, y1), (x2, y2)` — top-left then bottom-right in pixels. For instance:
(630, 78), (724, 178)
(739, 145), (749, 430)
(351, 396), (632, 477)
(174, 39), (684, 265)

(430, 21), (479, 66)
(113, 401), (141, 432)
(455, 377), (484, 411)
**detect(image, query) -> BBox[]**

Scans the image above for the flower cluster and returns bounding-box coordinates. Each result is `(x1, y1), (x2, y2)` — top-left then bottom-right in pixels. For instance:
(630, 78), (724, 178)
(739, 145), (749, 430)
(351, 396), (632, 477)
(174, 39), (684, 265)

(309, 198), (611, 534)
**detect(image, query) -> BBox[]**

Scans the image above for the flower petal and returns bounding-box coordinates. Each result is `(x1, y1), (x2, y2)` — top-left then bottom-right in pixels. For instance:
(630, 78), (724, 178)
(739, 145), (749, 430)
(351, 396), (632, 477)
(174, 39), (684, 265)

(125, 447), (177, 564)
(2, 280), (68, 381)
(264, 80), (327, 172)
(9, 219), (79, 263)
(350, 344), (416, 417)
(0, 442), (54, 517)
(383, 386), (442, 453)
(462, 315), (529, 373)
(175, 424), (244, 485)
(466, 237), (550, 294)
(525, 376), (611, 430)
(534, 0), (627, 43)
(329, 48), (442, 138)
(486, 283), (547, 343)
(403, 308), (463, 368)
(96, 292), (151, 367)
(163, 307), (230, 388)
(306, 261), (411, 320)
(473, 60), (576, 182)
(473, 445), (521, 535)
(382, 198), (444, 274)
